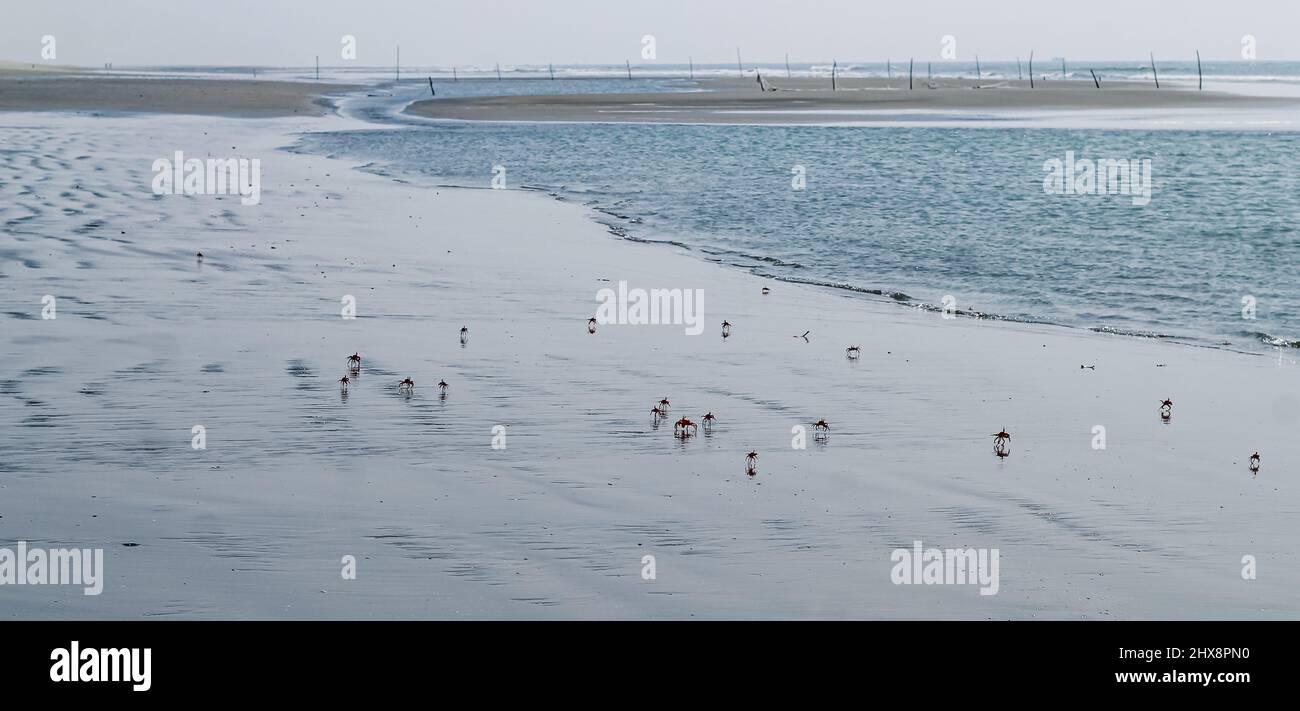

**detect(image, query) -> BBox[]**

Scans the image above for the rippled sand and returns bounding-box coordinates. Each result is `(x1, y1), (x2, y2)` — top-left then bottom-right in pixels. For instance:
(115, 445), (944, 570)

(1, 112), (1297, 619)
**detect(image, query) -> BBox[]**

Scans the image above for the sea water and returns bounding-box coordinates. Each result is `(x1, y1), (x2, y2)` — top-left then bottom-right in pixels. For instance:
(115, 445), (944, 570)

(295, 70), (1300, 352)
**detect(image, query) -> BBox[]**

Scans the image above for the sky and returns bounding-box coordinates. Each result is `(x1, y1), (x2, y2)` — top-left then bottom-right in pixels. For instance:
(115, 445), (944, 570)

(3, 0), (1297, 67)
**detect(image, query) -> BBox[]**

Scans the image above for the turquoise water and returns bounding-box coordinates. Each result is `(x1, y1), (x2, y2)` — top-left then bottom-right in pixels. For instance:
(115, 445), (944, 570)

(296, 78), (1300, 352)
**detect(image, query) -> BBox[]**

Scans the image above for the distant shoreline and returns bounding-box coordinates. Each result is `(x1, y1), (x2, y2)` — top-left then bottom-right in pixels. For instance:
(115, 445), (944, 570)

(3, 69), (1298, 122)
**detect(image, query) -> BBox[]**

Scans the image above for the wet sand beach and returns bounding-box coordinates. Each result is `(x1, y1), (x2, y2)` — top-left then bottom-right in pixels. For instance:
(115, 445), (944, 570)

(1, 104), (1297, 619)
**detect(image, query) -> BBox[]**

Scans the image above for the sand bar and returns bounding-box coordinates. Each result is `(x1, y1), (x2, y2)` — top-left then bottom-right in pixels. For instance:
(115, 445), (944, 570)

(407, 76), (1300, 125)
(0, 75), (355, 117)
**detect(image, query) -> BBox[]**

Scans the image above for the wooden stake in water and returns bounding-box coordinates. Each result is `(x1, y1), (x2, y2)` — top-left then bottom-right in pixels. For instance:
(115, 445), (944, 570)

(396, 45), (400, 82)
(887, 59), (892, 79)
(626, 60), (632, 80)
(496, 62), (502, 81)
(832, 59), (837, 91)
(1150, 52), (1159, 88)
(688, 57), (693, 80)
(428, 77), (435, 96)
(975, 55), (981, 81)
(909, 57), (914, 90)
(786, 53), (791, 78)
(1017, 57), (1022, 81)
(1029, 51), (1034, 88)
(549, 63), (554, 80)
(1090, 69), (1100, 88)
(1061, 57), (1066, 80)
(736, 48), (743, 77)
(315, 55), (319, 81)
(928, 62), (932, 81)
(453, 66), (458, 82)
(1196, 50), (1203, 90)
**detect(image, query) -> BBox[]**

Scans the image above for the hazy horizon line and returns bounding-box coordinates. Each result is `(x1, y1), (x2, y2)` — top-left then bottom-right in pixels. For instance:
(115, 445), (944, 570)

(10, 57), (1300, 69)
